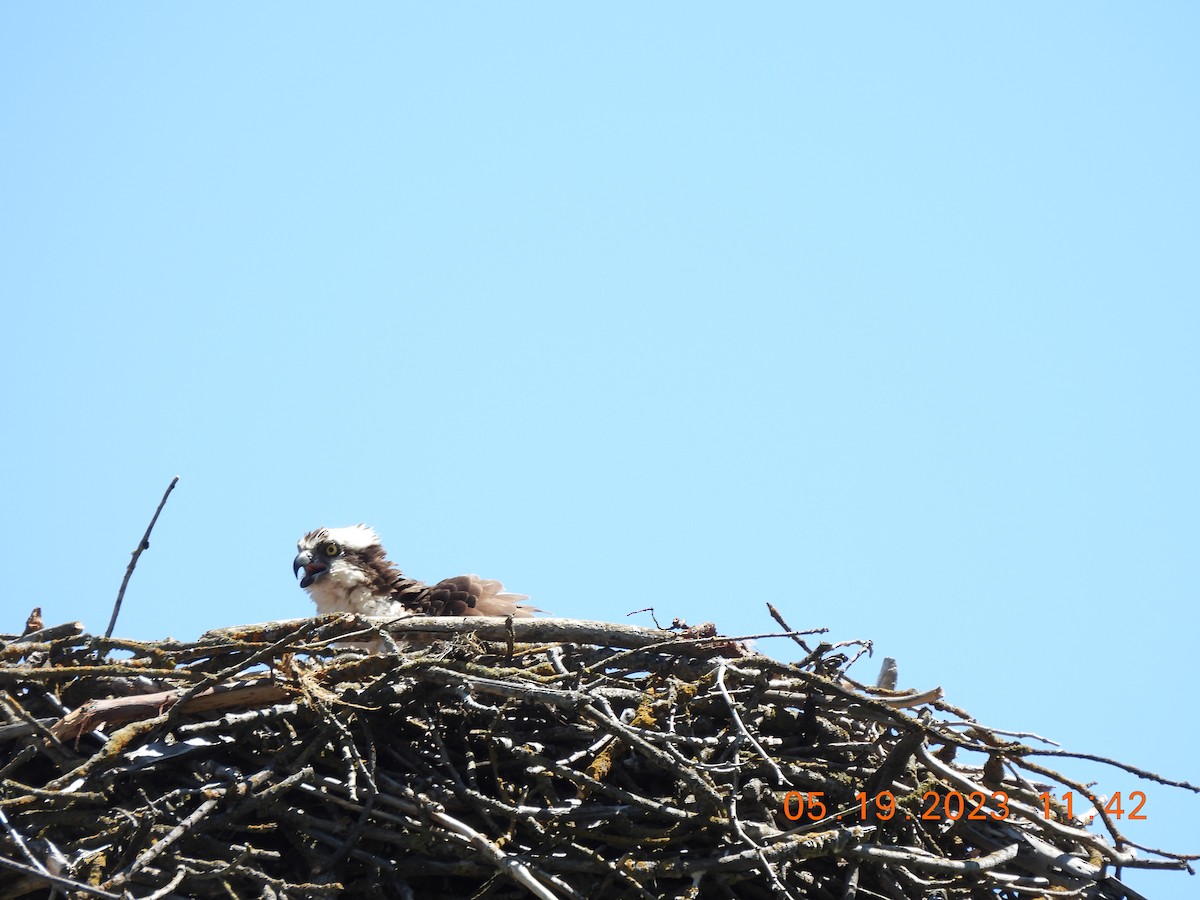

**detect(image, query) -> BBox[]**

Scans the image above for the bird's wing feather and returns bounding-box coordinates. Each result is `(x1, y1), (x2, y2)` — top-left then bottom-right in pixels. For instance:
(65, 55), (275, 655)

(407, 574), (535, 617)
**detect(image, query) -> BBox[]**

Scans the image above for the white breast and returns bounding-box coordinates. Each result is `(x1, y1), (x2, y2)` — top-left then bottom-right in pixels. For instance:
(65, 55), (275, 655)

(304, 563), (410, 618)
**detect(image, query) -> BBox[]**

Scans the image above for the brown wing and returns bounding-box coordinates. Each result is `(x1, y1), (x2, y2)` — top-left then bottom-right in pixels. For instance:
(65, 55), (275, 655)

(399, 574), (534, 617)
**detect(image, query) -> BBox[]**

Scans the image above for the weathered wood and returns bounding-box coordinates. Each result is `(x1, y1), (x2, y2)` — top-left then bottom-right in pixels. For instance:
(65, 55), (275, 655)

(200, 615), (730, 650)
(50, 680), (292, 742)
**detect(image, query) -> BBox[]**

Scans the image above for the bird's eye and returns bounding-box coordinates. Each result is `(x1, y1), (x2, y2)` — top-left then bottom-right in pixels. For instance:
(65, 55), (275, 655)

(323, 542), (341, 557)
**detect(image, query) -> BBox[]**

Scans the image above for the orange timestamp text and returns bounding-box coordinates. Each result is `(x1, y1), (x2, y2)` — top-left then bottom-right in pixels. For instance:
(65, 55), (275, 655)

(781, 790), (1149, 823)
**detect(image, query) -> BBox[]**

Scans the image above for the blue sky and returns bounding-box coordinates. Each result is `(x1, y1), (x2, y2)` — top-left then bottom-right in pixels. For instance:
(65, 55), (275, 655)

(2, 4), (1197, 895)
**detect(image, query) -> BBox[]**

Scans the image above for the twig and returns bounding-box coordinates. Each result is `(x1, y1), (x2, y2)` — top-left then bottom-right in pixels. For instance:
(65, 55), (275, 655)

(0, 808), (48, 876)
(845, 841), (1020, 873)
(141, 864), (187, 900)
(105, 475), (179, 638)
(715, 659), (790, 788)
(0, 853), (123, 899)
(1018, 747), (1200, 793)
(765, 602), (824, 652)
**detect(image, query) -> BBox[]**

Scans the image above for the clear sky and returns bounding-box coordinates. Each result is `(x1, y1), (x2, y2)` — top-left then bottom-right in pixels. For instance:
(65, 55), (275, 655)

(2, 4), (1197, 895)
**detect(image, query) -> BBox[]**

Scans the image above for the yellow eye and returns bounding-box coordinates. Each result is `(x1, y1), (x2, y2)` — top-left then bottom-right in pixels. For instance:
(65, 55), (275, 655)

(323, 542), (340, 557)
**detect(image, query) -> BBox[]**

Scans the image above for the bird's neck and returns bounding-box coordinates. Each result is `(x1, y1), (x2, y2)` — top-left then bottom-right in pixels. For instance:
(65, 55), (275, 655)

(307, 569), (409, 618)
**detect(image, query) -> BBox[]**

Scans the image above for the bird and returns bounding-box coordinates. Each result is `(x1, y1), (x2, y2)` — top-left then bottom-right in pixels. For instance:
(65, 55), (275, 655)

(293, 525), (534, 620)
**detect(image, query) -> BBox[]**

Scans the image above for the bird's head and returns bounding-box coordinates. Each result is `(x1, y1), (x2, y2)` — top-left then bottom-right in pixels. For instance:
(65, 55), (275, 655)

(294, 525), (400, 614)
(293, 524), (387, 587)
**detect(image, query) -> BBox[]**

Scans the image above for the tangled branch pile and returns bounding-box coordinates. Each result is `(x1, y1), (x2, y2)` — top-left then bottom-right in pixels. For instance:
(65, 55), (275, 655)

(0, 613), (1194, 899)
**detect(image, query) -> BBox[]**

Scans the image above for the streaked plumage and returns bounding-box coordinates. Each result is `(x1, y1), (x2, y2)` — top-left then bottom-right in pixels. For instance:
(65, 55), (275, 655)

(293, 525), (534, 620)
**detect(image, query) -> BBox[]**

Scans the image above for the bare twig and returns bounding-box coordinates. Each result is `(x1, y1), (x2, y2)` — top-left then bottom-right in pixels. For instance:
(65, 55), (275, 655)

(0, 853), (123, 899)
(715, 659), (790, 788)
(765, 602), (826, 653)
(105, 475), (179, 638)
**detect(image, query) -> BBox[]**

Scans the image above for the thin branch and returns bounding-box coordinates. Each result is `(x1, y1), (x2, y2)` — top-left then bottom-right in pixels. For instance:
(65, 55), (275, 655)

(765, 602), (824, 652)
(105, 475), (179, 638)
(0, 853), (123, 899)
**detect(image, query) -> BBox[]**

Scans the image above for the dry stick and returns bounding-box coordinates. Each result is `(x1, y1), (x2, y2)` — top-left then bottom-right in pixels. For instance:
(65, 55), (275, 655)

(845, 841), (1021, 874)
(937, 720), (1061, 746)
(584, 694), (724, 812)
(141, 864), (187, 900)
(203, 616), (818, 658)
(127, 794), (223, 875)
(301, 776), (562, 900)
(715, 659), (790, 788)
(420, 801), (562, 900)
(1014, 755), (1140, 863)
(0, 720), (55, 742)
(163, 619), (319, 718)
(9, 622), (85, 645)
(842, 639), (874, 670)
(723, 763), (799, 900)
(0, 690), (80, 772)
(573, 629), (820, 680)
(563, 842), (656, 900)
(202, 616), (676, 648)
(0, 808), (48, 878)
(300, 691), (377, 873)
(0, 664), (200, 683)
(50, 680), (291, 742)
(1018, 747), (1200, 794)
(646, 826), (869, 877)
(422, 720), (505, 838)
(765, 602), (818, 653)
(507, 743), (693, 821)
(915, 744), (1127, 867)
(841, 861), (861, 900)
(105, 475), (179, 638)
(0, 853), (123, 900)
(107, 768), (276, 890)
(44, 625), (314, 793)
(861, 718), (927, 816)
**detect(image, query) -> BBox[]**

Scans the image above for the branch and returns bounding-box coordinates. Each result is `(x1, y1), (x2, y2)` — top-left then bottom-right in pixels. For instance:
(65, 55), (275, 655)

(201, 615), (799, 655)
(105, 476), (179, 638)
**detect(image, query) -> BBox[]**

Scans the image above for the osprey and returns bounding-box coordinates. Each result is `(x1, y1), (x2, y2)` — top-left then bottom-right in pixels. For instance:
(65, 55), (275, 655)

(293, 525), (534, 619)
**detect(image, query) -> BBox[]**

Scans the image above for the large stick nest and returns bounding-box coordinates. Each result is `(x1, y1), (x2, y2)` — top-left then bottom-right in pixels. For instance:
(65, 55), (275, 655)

(0, 613), (1194, 899)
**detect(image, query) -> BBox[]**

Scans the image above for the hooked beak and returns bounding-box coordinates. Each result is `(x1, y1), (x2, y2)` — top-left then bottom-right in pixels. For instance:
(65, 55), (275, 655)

(293, 549), (329, 589)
